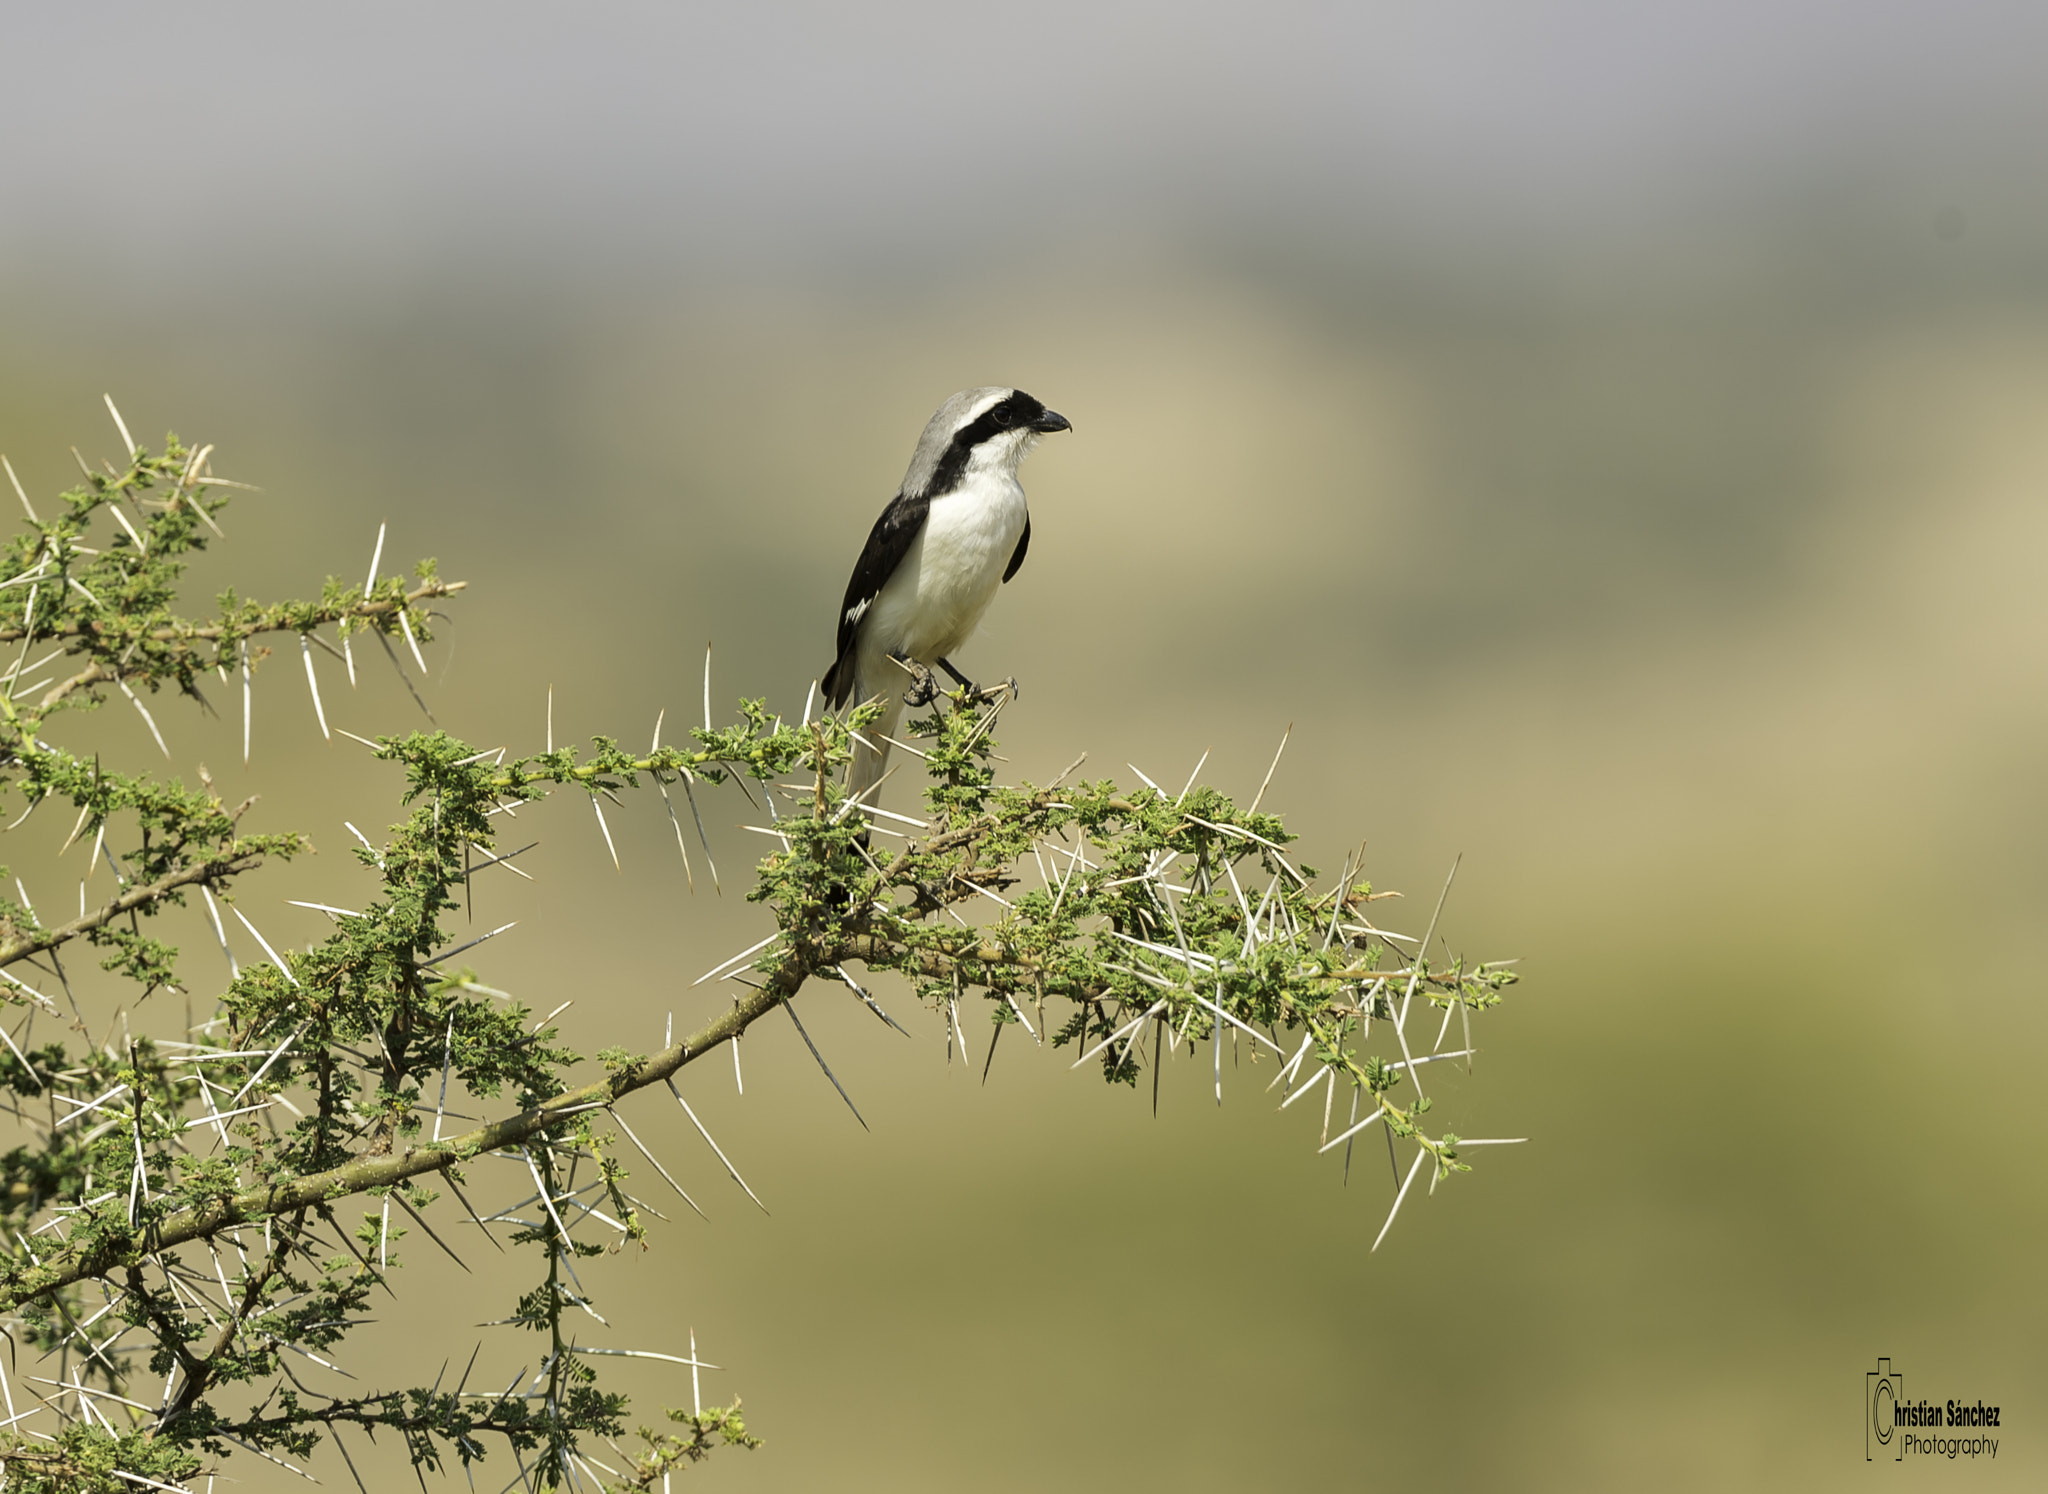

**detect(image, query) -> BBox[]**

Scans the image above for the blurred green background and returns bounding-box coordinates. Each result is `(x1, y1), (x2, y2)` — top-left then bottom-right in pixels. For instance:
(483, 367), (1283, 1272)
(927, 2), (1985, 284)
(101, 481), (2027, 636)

(4, 3), (2044, 1487)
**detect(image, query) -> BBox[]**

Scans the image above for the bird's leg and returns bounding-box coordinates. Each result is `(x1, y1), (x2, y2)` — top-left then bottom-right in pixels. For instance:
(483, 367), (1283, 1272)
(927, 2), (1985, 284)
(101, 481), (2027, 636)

(937, 657), (1020, 703)
(935, 656), (979, 696)
(888, 650), (939, 707)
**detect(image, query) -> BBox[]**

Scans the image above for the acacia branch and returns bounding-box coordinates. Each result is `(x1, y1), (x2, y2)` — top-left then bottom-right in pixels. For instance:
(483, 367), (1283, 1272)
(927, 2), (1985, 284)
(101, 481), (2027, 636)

(164, 1208), (302, 1424)
(16, 581), (467, 711)
(0, 851), (263, 977)
(0, 948), (807, 1314)
(0, 579), (467, 649)
(837, 929), (1458, 1008)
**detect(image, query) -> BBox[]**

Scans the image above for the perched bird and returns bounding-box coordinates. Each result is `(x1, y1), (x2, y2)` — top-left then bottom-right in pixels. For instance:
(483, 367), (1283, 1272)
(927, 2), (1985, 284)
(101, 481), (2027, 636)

(821, 386), (1071, 807)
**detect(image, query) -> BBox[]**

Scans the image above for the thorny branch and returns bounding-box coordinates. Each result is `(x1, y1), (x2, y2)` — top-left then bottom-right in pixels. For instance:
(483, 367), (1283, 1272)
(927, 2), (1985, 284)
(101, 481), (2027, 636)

(0, 417), (1518, 1494)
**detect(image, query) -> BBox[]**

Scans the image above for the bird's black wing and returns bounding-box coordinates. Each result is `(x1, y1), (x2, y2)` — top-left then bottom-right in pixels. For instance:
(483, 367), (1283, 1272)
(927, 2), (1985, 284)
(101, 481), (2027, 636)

(1002, 512), (1030, 583)
(822, 490), (929, 708)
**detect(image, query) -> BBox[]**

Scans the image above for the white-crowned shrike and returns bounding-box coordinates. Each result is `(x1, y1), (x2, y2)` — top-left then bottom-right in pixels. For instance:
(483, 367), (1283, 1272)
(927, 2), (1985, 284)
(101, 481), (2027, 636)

(821, 386), (1071, 806)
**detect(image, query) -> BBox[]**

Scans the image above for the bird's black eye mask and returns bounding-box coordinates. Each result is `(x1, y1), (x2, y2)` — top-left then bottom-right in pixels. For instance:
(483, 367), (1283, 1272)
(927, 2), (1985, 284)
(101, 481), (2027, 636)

(963, 394), (1040, 442)
(921, 395), (1032, 490)
(970, 391), (1065, 439)
(916, 391), (1068, 496)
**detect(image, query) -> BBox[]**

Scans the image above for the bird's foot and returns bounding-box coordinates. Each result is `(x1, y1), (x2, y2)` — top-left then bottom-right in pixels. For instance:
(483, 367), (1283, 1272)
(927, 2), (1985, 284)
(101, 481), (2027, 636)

(888, 651), (939, 707)
(936, 658), (1017, 703)
(935, 656), (978, 696)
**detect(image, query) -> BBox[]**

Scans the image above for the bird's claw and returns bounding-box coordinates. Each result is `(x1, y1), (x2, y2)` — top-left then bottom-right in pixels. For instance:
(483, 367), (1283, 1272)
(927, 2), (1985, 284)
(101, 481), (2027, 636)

(890, 653), (1015, 709)
(937, 657), (1020, 703)
(900, 664), (939, 708)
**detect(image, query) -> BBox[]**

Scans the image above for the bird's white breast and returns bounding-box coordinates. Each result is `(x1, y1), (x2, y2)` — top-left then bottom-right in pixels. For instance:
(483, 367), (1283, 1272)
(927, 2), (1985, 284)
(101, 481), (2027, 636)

(864, 469), (1026, 664)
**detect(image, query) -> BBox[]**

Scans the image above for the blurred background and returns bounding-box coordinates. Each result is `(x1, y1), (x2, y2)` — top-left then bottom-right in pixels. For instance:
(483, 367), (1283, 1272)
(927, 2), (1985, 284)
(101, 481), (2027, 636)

(4, 2), (2045, 1487)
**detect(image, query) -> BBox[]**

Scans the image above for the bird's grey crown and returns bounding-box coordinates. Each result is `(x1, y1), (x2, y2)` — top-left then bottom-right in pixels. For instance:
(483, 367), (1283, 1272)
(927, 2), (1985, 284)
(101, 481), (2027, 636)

(897, 386), (1012, 498)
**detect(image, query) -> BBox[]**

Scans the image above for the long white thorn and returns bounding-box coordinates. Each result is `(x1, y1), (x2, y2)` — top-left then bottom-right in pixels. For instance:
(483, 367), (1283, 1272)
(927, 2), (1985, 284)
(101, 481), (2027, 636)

(682, 777), (720, 893)
(1213, 983), (1222, 1106)
(1, 455), (35, 522)
(1370, 1146), (1429, 1253)
(398, 606), (428, 675)
(592, 795), (620, 871)
(836, 966), (912, 1037)
(949, 996), (971, 1069)
(1070, 1000), (1166, 1068)
(608, 1106), (706, 1219)
(103, 394), (136, 458)
(230, 906), (298, 987)
(363, 521), (386, 597)
(1188, 990), (1285, 1054)
(666, 1079), (766, 1212)
(692, 931), (779, 987)
(1000, 991), (1037, 1041)
(1267, 1031), (1314, 1093)
(420, 922), (517, 969)
(1318, 1106), (1385, 1154)
(299, 636), (329, 741)
(118, 681), (169, 759)
(1280, 1065), (1331, 1110)
(1395, 856), (1461, 1099)
(108, 502), (146, 554)
(433, 1016), (454, 1142)
(658, 780), (695, 892)
(1249, 722), (1291, 815)
(201, 885), (238, 978)
(782, 1001), (867, 1130)
(520, 1147), (576, 1250)
(225, 1020), (309, 1109)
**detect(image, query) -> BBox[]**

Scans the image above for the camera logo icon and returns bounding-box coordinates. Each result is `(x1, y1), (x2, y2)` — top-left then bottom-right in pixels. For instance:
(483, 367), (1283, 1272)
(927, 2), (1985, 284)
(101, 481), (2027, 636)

(1868, 1358), (1902, 1462)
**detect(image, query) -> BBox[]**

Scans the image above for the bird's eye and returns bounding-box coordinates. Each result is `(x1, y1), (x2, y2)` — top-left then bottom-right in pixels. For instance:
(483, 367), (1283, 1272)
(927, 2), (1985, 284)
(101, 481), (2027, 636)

(991, 407), (1014, 428)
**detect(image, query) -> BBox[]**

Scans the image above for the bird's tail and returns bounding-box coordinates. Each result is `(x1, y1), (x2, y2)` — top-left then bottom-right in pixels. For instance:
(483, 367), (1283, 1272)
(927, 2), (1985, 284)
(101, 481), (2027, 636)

(846, 689), (904, 817)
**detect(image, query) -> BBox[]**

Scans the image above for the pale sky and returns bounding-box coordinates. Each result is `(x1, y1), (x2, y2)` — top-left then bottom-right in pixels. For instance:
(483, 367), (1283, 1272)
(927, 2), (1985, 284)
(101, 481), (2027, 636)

(6, 2), (2045, 286)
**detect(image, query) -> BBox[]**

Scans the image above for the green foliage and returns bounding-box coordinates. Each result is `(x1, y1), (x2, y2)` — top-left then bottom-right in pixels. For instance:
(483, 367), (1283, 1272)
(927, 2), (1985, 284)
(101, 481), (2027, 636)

(0, 425), (1518, 1491)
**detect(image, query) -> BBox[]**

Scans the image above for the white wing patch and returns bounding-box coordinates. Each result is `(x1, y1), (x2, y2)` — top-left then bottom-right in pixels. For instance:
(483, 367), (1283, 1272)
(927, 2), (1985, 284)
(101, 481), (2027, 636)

(846, 597), (871, 625)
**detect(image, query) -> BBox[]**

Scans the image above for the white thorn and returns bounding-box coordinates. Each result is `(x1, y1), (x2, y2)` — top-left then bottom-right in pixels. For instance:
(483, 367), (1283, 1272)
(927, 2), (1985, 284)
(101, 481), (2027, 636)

(1370, 1146), (1429, 1254)
(592, 795), (620, 871)
(363, 521), (386, 597)
(1249, 723), (1291, 815)
(398, 605), (428, 675)
(1, 456), (35, 522)
(230, 906), (299, 987)
(118, 680), (169, 759)
(102, 394), (136, 458)
(299, 636), (329, 741)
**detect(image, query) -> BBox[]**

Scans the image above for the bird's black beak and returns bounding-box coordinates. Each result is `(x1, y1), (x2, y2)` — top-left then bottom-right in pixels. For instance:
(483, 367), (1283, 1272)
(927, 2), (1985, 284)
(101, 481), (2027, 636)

(1032, 408), (1073, 434)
